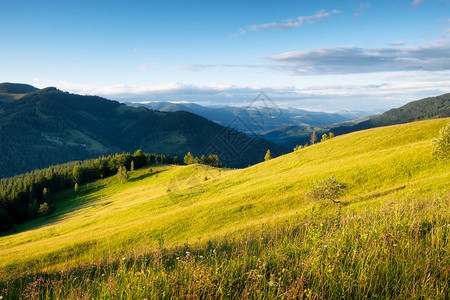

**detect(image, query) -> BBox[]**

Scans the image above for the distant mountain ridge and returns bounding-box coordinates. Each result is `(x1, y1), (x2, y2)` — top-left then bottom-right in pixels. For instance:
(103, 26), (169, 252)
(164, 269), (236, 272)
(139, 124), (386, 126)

(127, 101), (353, 133)
(0, 84), (287, 178)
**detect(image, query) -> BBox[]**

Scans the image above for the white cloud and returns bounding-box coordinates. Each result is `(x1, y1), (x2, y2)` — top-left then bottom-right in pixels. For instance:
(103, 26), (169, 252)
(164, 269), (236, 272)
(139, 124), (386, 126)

(389, 41), (406, 46)
(30, 73), (450, 111)
(229, 28), (246, 38)
(268, 40), (450, 75)
(441, 28), (450, 37)
(232, 9), (340, 36)
(411, 0), (425, 8)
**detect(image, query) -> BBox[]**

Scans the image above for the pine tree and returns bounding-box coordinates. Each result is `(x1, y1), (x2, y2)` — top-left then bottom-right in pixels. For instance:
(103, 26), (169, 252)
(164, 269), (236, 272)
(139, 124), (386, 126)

(264, 149), (272, 161)
(184, 152), (195, 165)
(310, 130), (317, 145)
(117, 166), (128, 183)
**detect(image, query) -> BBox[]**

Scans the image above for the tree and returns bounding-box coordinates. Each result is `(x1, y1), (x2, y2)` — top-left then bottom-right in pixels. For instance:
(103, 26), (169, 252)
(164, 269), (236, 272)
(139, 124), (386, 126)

(308, 175), (347, 204)
(132, 150), (147, 168)
(130, 161), (135, 172)
(72, 166), (84, 184)
(184, 152), (195, 165)
(38, 202), (52, 217)
(310, 130), (317, 145)
(208, 154), (220, 167)
(329, 132), (335, 138)
(321, 133), (329, 142)
(264, 149), (272, 161)
(432, 122), (450, 160)
(293, 145), (303, 151)
(117, 165), (128, 183)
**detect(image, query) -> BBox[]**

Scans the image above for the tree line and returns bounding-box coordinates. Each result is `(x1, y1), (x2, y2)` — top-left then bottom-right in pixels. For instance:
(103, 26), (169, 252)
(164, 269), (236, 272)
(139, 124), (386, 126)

(183, 152), (221, 167)
(0, 151), (181, 232)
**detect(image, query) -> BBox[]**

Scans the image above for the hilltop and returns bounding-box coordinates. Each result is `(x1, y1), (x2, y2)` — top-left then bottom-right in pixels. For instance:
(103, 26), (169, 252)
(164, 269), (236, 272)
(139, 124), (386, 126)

(0, 84), (286, 178)
(0, 82), (38, 94)
(0, 118), (448, 298)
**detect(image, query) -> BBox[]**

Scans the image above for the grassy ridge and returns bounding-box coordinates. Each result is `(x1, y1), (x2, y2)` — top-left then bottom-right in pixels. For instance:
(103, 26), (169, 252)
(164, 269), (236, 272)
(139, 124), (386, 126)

(0, 118), (449, 298)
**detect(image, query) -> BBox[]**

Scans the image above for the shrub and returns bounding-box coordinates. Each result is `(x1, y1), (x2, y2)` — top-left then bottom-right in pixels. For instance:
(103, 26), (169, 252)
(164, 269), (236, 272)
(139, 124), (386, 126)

(38, 203), (53, 217)
(432, 122), (450, 160)
(308, 175), (347, 203)
(117, 166), (128, 183)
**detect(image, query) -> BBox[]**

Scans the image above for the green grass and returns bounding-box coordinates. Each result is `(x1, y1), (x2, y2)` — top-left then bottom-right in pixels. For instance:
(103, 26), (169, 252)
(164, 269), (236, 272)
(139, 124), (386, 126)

(0, 118), (449, 299)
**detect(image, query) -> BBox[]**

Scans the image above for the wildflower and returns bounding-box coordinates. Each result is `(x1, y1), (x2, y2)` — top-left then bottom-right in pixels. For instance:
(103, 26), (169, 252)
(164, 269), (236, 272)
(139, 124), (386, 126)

(122, 257), (126, 260)
(186, 251), (191, 255)
(257, 275), (263, 278)
(199, 255), (204, 259)
(353, 250), (357, 253)
(176, 257), (180, 260)
(101, 274), (105, 277)
(268, 281), (277, 286)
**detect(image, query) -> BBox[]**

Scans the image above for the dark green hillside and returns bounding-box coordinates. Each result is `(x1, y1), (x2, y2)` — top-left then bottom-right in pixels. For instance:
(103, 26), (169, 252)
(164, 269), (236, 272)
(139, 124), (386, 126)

(330, 93), (450, 136)
(0, 84), (287, 178)
(369, 93), (450, 125)
(0, 82), (38, 94)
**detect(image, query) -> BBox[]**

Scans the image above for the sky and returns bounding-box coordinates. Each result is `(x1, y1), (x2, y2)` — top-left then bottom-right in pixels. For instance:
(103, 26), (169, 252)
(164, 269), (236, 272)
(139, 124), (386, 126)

(1, 0), (449, 111)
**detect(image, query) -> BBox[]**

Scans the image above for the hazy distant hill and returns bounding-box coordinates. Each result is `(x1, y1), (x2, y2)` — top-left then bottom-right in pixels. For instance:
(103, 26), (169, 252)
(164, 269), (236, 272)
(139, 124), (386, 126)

(0, 84), (287, 178)
(127, 101), (352, 133)
(277, 93), (450, 147)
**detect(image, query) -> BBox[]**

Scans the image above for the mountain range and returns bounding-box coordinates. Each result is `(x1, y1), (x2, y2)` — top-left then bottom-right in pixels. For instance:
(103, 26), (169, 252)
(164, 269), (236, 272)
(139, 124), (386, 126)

(0, 83), (286, 178)
(126, 100), (358, 133)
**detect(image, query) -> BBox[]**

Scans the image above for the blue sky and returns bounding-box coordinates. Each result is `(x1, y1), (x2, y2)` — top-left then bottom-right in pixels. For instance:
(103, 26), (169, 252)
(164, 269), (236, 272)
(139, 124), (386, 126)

(1, 0), (449, 111)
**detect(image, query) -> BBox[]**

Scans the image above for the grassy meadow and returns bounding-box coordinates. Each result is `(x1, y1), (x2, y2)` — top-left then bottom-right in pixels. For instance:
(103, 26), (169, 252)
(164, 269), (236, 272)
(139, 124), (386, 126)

(0, 118), (449, 299)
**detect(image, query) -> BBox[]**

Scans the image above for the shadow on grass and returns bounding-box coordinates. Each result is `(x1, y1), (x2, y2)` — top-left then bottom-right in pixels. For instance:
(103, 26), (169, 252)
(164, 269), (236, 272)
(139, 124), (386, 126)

(341, 184), (407, 207)
(1, 169), (168, 237)
(128, 169), (166, 182)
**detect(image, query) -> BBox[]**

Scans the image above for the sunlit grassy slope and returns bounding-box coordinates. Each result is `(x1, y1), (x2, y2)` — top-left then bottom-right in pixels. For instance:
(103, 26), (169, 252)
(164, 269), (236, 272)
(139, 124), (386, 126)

(0, 118), (449, 280)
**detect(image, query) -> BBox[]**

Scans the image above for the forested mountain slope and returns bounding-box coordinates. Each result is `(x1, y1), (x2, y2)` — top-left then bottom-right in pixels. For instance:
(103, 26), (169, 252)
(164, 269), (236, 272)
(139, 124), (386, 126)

(0, 84), (286, 177)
